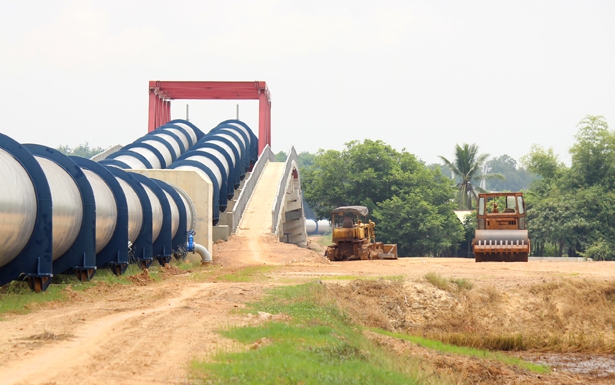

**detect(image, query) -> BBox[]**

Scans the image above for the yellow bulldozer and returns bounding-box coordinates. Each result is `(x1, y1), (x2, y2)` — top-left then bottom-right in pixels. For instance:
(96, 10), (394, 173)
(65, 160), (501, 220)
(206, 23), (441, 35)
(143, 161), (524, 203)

(472, 192), (530, 262)
(325, 206), (398, 261)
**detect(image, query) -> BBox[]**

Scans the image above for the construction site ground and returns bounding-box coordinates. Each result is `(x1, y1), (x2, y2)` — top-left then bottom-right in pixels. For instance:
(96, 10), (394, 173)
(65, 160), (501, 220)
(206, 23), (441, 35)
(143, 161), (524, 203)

(1, 163), (615, 384)
(1, 238), (614, 384)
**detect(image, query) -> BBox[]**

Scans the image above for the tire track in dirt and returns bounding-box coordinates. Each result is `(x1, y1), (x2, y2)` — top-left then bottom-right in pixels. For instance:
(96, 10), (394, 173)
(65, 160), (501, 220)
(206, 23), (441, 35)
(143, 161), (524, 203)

(0, 280), (263, 385)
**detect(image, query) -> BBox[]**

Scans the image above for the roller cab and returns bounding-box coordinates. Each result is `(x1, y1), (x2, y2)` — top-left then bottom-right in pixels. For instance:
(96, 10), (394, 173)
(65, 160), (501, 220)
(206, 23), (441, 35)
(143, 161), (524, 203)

(473, 192), (530, 262)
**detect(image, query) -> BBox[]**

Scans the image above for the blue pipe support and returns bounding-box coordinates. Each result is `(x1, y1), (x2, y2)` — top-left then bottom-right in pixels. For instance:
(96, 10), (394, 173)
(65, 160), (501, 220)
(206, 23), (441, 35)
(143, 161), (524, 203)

(152, 178), (189, 252)
(105, 166), (154, 268)
(71, 157), (130, 275)
(0, 134), (53, 292)
(24, 144), (98, 281)
(168, 160), (221, 225)
(129, 173), (173, 266)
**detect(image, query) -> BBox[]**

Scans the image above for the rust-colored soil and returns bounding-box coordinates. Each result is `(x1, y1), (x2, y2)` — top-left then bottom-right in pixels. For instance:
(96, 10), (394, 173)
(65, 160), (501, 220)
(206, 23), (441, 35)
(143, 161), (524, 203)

(1, 234), (614, 384)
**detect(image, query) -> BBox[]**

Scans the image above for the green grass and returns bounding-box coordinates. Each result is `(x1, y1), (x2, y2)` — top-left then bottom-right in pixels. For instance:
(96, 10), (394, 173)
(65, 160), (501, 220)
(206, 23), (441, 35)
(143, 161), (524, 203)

(0, 281), (68, 317)
(425, 272), (474, 291)
(191, 283), (451, 384)
(0, 263), (164, 318)
(216, 266), (275, 283)
(370, 328), (550, 374)
(315, 234), (333, 247)
(424, 271), (450, 290)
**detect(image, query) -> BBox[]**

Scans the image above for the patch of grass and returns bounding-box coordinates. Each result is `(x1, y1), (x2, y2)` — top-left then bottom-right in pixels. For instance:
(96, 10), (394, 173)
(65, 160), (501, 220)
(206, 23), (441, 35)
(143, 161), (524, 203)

(217, 266), (275, 283)
(425, 272), (473, 291)
(424, 272), (450, 290)
(0, 264), (159, 317)
(451, 277), (474, 291)
(93, 266), (137, 285)
(316, 234), (332, 247)
(0, 281), (67, 317)
(370, 328), (550, 374)
(191, 283), (452, 384)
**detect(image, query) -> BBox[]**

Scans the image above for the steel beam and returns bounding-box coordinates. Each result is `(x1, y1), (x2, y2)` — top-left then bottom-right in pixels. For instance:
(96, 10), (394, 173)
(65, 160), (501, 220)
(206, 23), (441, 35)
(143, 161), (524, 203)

(147, 81), (271, 152)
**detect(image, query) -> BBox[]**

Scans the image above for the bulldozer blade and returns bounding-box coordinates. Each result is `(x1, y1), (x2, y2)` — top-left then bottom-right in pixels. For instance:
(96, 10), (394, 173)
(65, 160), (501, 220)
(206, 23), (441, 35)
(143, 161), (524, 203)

(378, 244), (398, 259)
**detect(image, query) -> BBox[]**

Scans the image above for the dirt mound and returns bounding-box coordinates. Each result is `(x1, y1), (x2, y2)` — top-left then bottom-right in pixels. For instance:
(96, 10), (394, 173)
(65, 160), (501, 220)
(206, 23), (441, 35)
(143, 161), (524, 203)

(324, 277), (615, 353)
(127, 269), (154, 286)
(160, 264), (188, 277)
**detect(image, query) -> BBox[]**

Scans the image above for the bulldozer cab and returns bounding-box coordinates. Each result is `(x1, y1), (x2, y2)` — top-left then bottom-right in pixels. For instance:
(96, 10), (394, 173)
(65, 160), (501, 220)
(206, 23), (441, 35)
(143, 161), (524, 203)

(325, 205), (398, 261)
(330, 206), (374, 243)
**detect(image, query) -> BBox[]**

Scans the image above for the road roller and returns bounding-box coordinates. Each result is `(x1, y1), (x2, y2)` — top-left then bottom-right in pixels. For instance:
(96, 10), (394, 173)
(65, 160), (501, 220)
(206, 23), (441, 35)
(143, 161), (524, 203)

(473, 192), (530, 262)
(325, 206), (398, 261)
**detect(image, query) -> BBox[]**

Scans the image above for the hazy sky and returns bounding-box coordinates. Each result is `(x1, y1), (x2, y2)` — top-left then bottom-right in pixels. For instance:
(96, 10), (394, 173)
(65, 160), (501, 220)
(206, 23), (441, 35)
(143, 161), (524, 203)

(1, 1), (613, 165)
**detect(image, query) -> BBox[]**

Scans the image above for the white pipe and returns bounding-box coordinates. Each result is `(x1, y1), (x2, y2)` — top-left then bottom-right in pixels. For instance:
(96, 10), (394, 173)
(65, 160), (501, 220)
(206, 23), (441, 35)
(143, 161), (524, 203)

(194, 243), (212, 264)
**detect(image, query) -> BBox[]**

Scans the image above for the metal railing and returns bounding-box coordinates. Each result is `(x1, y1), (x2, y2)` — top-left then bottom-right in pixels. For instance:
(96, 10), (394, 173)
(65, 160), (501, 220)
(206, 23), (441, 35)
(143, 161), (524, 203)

(272, 146), (298, 234)
(90, 144), (123, 162)
(231, 145), (275, 233)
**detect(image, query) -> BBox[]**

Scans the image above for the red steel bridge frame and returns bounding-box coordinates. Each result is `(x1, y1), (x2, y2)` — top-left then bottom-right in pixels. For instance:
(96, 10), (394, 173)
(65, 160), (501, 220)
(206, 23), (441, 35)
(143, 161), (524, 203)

(148, 81), (272, 154)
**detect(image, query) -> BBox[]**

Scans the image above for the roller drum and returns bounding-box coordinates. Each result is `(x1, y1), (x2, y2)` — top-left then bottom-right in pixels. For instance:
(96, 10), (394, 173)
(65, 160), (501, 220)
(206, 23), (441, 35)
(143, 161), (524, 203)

(0, 149), (37, 267)
(474, 230), (528, 243)
(473, 230), (529, 262)
(82, 169), (117, 253)
(35, 157), (83, 260)
(116, 178), (143, 243)
(142, 184), (163, 242)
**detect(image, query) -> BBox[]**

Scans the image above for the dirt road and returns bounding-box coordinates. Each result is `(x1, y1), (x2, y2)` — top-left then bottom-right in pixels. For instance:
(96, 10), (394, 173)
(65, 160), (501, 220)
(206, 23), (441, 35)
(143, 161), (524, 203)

(2, 238), (614, 385)
(1, 161), (614, 384)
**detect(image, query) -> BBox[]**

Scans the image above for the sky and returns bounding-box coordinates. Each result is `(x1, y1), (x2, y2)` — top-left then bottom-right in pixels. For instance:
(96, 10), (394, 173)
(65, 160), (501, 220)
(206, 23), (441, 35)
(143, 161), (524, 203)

(0, 0), (613, 166)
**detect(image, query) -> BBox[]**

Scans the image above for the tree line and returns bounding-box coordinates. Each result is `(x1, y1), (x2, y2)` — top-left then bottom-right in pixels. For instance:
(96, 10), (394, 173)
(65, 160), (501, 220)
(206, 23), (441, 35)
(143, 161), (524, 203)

(285, 114), (614, 259)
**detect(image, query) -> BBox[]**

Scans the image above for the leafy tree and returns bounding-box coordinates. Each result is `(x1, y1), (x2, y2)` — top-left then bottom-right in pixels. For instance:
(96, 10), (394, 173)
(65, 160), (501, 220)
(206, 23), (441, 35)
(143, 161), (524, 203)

(275, 151), (286, 162)
(56, 142), (107, 159)
(302, 139), (463, 256)
(439, 143), (503, 209)
(486, 154), (536, 191)
(521, 145), (564, 184)
(373, 193), (464, 256)
(276, 151), (316, 170)
(526, 194), (588, 257)
(520, 115), (615, 259)
(568, 115), (615, 189)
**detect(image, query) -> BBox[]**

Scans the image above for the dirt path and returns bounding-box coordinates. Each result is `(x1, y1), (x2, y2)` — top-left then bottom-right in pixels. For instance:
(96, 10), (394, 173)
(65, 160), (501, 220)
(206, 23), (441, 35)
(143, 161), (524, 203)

(0, 276), (274, 385)
(1, 160), (615, 383)
(0, 162), (291, 385)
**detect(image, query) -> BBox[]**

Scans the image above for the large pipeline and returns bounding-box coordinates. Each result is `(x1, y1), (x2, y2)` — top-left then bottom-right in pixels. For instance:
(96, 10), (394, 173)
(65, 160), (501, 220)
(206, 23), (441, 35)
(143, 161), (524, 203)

(168, 120), (259, 225)
(0, 124), (207, 292)
(99, 119), (204, 169)
(0, 119), (259, 291)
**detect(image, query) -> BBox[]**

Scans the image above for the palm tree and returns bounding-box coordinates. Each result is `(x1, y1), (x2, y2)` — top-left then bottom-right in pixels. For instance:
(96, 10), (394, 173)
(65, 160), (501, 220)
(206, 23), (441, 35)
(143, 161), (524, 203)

(439, 143), (504, 210)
